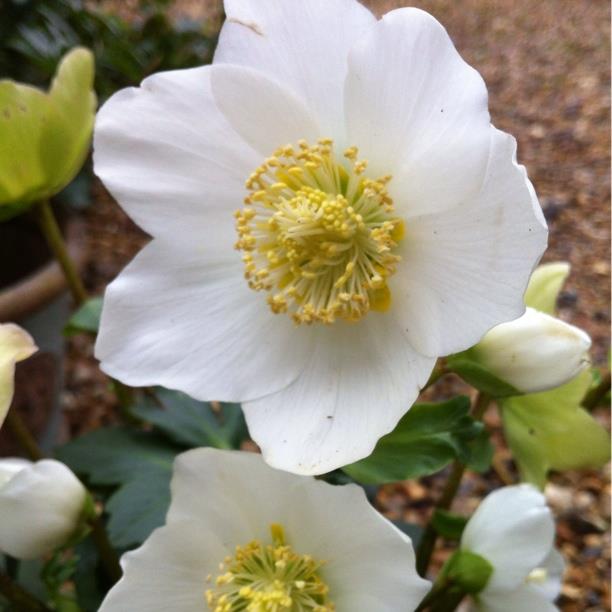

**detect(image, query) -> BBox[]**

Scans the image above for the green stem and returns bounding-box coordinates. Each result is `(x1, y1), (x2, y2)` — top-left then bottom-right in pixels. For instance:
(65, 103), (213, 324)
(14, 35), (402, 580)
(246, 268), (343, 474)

(5, 409), (43, 461)
(0, 570), (51, 612)
(416, 393), (491, 577)
(35, 199), (87, 306)
(582, 370), (611, 411)
(89, 515), (122, 584)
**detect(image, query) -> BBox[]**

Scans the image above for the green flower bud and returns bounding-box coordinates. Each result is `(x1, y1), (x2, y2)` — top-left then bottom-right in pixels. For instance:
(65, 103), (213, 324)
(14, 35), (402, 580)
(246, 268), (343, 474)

(0, 47), (96, 220)
(442, 550), (494, 594)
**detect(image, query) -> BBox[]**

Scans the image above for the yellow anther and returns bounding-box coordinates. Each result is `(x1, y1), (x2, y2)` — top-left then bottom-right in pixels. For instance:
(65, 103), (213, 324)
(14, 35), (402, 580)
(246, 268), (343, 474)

(234, 138), (402, 325)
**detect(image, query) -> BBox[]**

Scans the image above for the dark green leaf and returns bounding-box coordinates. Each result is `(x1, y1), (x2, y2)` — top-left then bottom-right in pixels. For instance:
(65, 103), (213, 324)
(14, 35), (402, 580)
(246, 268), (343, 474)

(431, 509), (468, 540)
(391, 521), (423, 548)
(56, 426), (179, 485)
(73, 539), (105, 612)
(446, 354), (520, 398)
(106, 473), (171, 548)
(56, 427), (182, 547)
(465, 429), (494, 473)
(63, 296), (103, 336)
(132, 387), (247, 450)
(343, 397), (483, 484)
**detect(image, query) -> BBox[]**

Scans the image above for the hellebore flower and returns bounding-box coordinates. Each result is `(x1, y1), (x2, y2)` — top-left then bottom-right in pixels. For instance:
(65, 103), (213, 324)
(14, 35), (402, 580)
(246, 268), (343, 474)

(0, 47), (96, 221)
(460, 484), (563, 611)
(460, 261), (591, 394)
(0, 323), (37, 428)
(98, 448), (430, 612)
(94, 1), (547, 474)
(0, 458), (87, 559)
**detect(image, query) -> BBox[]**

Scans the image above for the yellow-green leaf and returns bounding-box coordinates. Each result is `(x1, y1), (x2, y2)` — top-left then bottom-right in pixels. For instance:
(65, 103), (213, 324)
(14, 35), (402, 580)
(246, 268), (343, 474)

(501, 369), (611, 488)
(524, 262), (570, 315)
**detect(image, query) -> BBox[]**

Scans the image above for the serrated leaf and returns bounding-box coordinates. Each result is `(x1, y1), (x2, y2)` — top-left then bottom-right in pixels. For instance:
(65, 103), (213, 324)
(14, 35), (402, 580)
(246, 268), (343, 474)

(343, 397), (483, 484)
(446, 354), (521, 398)
(64, 296), (102, 336)
(431, 509), (468, 540)
(132, 387), (247, 450)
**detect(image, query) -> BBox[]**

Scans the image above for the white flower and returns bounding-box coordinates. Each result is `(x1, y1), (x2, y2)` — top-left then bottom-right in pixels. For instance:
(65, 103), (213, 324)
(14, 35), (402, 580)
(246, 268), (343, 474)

(94, 1), (547, 474)
(99, 448), (430, 612)
(471, 307), (591, 393)
(0, 458), (87, 559)
(461, 484), (563, 611)
(0, 323), (37, 428)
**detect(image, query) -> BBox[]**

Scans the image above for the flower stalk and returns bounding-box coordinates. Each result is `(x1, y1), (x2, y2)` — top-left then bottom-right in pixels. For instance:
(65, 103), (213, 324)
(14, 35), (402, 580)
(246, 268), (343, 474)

(35, 199), (88, 306)
(416, 392), (491, 576)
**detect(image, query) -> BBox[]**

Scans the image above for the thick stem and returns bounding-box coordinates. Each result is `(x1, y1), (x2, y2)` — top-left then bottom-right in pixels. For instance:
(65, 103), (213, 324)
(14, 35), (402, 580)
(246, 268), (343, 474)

(582, 371), (611, 411)
(416, 393), (491, 577)
(89, 515), (122, 584)
(35, 199), (87, 306)
(0, 570), (51, 612)
(5, 409), (44, 460)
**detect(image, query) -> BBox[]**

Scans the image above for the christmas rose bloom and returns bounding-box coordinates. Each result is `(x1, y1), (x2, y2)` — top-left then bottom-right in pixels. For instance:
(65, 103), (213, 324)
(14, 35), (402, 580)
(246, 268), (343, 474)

(0, 458), (87, 559)
(461, 484), (563, 611)
(0, 323), (37, 428)
(94, 1), (547, 474)
(98, 448), (430, 612)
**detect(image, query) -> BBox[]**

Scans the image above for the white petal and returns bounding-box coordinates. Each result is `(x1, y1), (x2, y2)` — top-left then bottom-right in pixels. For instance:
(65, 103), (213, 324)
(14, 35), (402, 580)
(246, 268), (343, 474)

(94, 65), (259, 248)
(390, 127), (548, 357)
(215, 0), (375, 138)
(527, 548), (565, 601)
(461, 484), (555, 592)
(167, 448), (430, 611)
(95, 240), (312, 402)
(210, 64), (319, 156)
(0, 323), (37, 428)
(476, 586), (559, 612)
(473, 308), (591, 393)
(0, 458), (31, 488)
(99, 520), (227, 612)
(345, 7), (491, 217)
(0, 460), (86, 559)
(242, 315), (435, 475)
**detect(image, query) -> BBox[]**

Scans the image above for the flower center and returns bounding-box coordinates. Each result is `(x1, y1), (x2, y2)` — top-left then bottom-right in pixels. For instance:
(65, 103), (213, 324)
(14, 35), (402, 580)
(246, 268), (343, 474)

(205, 524), (334, 612)
(235, 139), (404, 324)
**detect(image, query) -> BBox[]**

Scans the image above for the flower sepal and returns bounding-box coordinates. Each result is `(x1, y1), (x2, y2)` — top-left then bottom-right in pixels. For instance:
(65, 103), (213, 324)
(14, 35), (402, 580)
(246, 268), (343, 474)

(446, 350), (522, 398)
(440, 549), (494, 595)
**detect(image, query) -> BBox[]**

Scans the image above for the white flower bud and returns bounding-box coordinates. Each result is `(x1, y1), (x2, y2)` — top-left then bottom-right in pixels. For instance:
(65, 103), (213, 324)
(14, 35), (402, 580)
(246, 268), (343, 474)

(473, 307), (591, 393)
(0, 458), (87, 559)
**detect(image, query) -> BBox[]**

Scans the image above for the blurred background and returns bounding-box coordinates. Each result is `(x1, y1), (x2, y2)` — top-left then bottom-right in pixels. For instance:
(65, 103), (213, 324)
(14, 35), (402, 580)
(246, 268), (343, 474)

(0, 1), (609, 610)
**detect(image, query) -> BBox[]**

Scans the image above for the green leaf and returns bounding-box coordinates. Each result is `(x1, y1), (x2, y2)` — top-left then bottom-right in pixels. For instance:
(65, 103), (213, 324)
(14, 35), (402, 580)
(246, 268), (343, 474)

(391, 521), (423, 548)
(524, 262), (570, 315)
(465, 429), (494, 473)
(105, 473), (171, 548)
(73, 539), (104, 612)
(56, 427), (183, 547)
(431, 509), (468, 540)
(501, 369), (611, 489)
(63, 296), (103, 336)
(132, 387), (247, 450)
(446, 353), (521, 398)
(343, 397), (483, 484)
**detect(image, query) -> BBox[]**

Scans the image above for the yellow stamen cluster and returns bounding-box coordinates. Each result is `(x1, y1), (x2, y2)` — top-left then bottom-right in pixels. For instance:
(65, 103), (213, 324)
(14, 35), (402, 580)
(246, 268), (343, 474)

(205, 524), (334, 612)
(235, 138), (404, 324)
